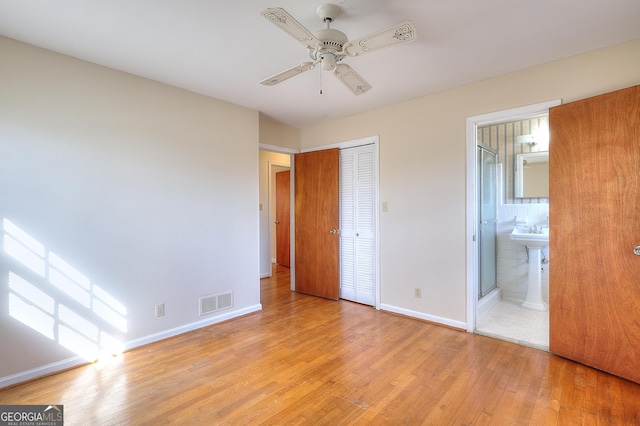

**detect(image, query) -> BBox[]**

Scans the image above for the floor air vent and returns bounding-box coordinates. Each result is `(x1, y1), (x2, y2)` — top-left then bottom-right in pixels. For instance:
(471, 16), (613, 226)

(199, 292), (233, 316)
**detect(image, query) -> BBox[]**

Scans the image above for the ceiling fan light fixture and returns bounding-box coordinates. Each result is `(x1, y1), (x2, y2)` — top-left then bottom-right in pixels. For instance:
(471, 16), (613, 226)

(321, 53), (337, 70)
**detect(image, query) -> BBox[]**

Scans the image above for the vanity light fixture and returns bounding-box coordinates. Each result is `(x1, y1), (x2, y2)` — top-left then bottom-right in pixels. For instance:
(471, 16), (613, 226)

(517, 134), (537, 145)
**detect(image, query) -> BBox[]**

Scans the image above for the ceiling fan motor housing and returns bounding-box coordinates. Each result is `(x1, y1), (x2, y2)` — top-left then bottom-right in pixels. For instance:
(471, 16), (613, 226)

(308, 5), (348, 70)
(309, 28), (348, 69)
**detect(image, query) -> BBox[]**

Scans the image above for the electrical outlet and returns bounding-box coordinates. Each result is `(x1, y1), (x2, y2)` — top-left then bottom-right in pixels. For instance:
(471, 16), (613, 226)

(414, 287), (421, 298)
(155, 303), (165, 317)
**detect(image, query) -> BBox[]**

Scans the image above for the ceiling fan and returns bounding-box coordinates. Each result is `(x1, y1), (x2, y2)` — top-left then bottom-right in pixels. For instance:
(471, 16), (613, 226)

(259, 4), (417, 95)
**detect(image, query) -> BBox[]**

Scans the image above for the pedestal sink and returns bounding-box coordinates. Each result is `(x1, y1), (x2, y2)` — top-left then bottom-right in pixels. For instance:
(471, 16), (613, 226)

(510, 227), (549, 311)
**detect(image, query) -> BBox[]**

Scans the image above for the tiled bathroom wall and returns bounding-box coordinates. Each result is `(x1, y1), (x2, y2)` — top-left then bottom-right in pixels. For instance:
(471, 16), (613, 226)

(496, 203), (549, 303)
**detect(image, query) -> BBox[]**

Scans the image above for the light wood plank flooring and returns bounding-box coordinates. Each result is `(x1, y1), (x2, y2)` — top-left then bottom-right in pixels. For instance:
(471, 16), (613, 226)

(1, 265), (639, 424)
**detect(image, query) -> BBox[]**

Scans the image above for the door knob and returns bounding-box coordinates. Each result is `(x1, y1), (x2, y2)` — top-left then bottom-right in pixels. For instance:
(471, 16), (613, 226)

(634, 246), (640, 255)
(275, 220), (280, 224)
(329, 228), (338, 234)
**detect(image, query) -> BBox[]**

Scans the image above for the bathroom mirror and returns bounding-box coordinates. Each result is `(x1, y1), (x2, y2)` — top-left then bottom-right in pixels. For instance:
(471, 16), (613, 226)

(514, 151), (549, 198)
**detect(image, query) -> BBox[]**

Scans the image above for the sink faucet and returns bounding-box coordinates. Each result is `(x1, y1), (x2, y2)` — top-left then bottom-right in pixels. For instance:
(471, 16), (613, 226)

(529, 224), (542, 234)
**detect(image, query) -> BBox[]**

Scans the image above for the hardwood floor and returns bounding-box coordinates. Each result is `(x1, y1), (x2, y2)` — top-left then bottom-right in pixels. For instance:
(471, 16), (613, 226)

(1, 265), (639, 425)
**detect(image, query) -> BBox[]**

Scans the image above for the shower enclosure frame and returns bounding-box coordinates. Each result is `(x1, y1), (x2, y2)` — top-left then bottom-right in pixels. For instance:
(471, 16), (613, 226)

(477, 146), (498, 299)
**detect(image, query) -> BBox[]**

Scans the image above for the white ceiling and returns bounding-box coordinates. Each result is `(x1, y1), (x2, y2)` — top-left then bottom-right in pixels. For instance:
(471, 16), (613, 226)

(1, 1), (640, 128)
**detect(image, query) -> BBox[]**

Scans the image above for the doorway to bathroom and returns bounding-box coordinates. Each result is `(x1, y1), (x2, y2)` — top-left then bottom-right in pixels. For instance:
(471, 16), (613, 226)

(465, 100), (560, 350)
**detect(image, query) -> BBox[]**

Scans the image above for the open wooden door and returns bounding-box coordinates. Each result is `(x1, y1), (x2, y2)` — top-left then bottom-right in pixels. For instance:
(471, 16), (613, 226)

(275, 170), (290, 267)
(294, 149), (340, 299)
(549, 85), (640, 384)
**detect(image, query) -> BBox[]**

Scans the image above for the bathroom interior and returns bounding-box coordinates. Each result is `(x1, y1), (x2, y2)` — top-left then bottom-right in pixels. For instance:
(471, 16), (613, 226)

(475, 113), (550, 350)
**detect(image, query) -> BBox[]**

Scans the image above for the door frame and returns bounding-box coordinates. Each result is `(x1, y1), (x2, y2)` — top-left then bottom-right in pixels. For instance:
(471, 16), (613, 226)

(260, 144), (298, 282)
(465, 100), (560, 332)
(300, 135), (381, 308)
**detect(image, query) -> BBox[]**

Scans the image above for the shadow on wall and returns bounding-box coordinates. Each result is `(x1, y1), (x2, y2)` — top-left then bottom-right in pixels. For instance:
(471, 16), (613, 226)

(3, 218), (126, 363)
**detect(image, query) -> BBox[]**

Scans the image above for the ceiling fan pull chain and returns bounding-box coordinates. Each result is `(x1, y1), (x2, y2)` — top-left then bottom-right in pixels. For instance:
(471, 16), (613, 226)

(320, 66), (323, 95)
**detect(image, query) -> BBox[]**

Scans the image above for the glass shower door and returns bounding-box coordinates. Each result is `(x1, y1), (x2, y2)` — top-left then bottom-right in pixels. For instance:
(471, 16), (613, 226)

(478, 147), (497, 298)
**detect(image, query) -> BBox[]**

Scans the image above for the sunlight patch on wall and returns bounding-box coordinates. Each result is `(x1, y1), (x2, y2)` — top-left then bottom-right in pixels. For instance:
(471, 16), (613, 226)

(58, 323), (99, 362)
(93, 298), (128, 333)
(9, 272), (54, 314)
(4, 234), (45, 277)
(8, 292), (55, 340)
(49, 267), (91, 308)
(3, 218), (128, 363)
(59, 304), (99, 341)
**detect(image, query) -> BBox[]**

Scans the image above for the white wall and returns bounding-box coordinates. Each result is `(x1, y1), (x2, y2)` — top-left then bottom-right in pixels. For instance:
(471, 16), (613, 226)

(300, 38), (640, 327)
(0, 37), (260, 385)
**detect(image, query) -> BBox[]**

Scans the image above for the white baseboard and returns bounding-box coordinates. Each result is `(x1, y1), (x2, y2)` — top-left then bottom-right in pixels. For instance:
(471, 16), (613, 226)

(0, 356), (88, 390)
(124, 304), (262, 350)
(477, 287), (501, 319)
(379, 304), (467, 330)
(0, 304), (263, 389)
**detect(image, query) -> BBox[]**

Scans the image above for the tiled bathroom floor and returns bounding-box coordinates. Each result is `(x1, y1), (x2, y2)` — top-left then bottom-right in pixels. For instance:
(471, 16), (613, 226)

(475, 299), (549, 350)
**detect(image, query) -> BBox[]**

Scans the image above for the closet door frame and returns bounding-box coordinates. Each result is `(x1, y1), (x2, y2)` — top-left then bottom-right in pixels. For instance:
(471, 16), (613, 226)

(299, 135), (380, 308)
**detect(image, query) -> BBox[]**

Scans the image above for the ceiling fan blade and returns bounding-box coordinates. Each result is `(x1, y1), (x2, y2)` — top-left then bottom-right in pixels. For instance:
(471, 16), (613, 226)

(262, 7), (322, 50)
(343, 21), (417, 57)
(333, 64), (372, 95)
(260, 62), (317, 86)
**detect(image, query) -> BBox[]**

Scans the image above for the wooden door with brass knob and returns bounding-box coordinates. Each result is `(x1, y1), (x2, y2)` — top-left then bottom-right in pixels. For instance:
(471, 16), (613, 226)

(294, 149), (340, 299)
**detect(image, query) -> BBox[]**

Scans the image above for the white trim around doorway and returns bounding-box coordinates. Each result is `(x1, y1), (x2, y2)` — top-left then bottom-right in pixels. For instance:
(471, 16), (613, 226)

(465, 100), (561, 332)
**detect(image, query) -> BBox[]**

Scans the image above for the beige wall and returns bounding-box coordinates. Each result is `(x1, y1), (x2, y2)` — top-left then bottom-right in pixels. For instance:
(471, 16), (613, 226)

(299, 38), (640, 324)
(259, 113), (300, 149)
(0, 37), (260, 385)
